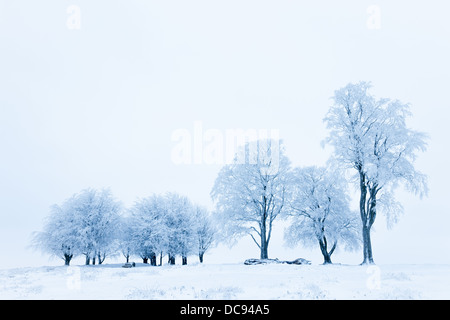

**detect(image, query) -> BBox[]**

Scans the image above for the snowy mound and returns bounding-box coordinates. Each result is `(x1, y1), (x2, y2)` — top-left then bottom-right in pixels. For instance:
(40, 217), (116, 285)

(244, 258), (311, 265)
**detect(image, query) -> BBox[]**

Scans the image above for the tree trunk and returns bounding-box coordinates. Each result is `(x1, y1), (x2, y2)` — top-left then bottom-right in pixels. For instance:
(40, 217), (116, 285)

(319, 238), (332, 264)
(360, 182), (377, 264)
(260, 243), (268, 259)
(260, 217), (269, 259)
(168, 254), (175, 265)
(150, 252), (157, 266)
(98, 253), (104, 265)
(85, 255), (90, 265)
(359, 171), (376, 265)
(182, 256), (187, 265)
(362, 225), (374, 264)
(143, 257), (148, 264)
(199, 252), (204, 263)
(64, 254), (72, 266)
(159, 251), (163, 266)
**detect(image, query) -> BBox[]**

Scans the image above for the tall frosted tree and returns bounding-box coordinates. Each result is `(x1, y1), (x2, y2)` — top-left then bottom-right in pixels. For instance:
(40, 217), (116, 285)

(323, 82), (428, 264)
(211, 139), (291, 259)
(285, 166), (360, 264)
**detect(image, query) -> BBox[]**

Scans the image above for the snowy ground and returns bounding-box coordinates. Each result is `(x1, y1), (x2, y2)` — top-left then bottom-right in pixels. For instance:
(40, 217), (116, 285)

(1, 262), (449, 300)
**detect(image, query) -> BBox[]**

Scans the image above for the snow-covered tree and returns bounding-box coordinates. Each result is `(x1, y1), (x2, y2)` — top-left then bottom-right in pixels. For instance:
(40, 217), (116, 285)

(128, 195), (169, 265)
(117, 215), (134, 263)
(163, 193), (197, 265)
(32, 188), (121, 266)
(323, 81), (428, 264)
(32, 204), (81, 266)
(285, 166), (361, 264)
(193, 205), (217, 263)
(128, 193), (200, 265)
(72, 188), (122, 265)
(211, 139), (291, 259)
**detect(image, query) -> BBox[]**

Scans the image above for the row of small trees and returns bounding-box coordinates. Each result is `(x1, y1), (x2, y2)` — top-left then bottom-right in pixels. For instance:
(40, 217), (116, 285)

(32, 190), (216, 266)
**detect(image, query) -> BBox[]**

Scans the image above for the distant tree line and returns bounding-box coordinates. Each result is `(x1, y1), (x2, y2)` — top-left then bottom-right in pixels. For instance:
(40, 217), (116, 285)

(32, 190), (216, 266)
(33, 82), (428, 266)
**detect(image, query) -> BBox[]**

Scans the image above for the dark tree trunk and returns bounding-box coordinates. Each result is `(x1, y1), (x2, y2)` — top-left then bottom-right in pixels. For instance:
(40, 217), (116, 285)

(159, 251), (163, 266)
(85, 255), (90, 265)
(199, 252), (204, 263)
(323, 254), (332, 264)
(150, 252), (157, 266)
(168, 254), (175, 265)
(98, 253), (105, 264)
(260, 244), (268, 259)
(182, 256), (187, 265)
(319, 237), (333, 264)
(143, 257), (148, 264)
(359, 171), (376, 265)
(260, 217), (269, 259)
(92, 256), (96, 265)
(362, 225), (374, 264)
(64, 254), (72, 266)
(361, 185), (377, 265)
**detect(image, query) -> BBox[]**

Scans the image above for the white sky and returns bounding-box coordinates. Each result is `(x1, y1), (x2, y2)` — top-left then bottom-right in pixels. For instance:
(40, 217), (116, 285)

(1, 0), (449, 268)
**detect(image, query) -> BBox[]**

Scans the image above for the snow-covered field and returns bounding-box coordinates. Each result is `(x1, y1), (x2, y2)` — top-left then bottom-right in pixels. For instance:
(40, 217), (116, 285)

(1, 262), (449, 300)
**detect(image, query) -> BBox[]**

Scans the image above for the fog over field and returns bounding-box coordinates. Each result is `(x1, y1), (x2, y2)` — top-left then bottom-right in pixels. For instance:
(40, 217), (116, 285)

(1, 1), (450, 301)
